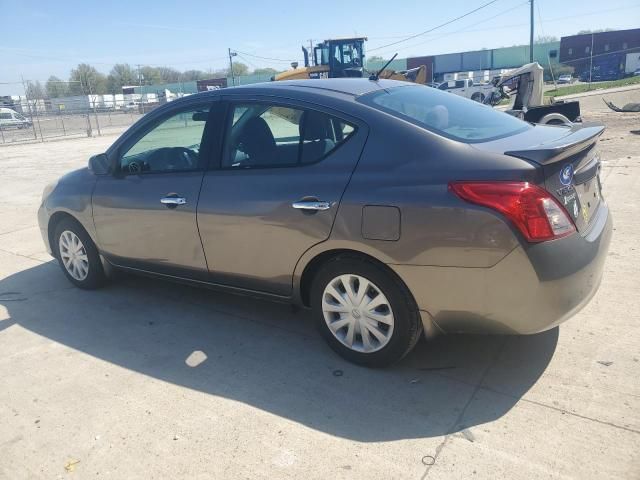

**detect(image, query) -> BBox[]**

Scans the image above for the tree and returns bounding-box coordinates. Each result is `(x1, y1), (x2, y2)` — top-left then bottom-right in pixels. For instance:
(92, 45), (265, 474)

(157, 66), (182, 83)
(106, 63), (136, 93)
(535, 35), (558, 44)
(182, 69), (209, 81)
(229, 62), (249, 77)
(252, 67), (278, 76)
(368, 55), (384, 63)
(69, 63), (107, 95)
(139, 66), (162, 85)
(45, 76), (68, 98)
(26, 80), (45, 99)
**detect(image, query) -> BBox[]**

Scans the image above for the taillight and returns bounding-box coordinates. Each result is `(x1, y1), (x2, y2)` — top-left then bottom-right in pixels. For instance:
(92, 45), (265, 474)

(449, 181), (576, 242)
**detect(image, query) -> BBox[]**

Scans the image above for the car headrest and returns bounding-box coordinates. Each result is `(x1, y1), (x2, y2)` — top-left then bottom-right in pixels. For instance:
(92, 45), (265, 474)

(239, 116), (276, 157)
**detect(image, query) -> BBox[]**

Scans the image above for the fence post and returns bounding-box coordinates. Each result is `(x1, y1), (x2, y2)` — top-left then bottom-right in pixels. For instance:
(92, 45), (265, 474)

(79, 79), (92, 137)
(34, 101), (44, 142)
(93, 98), (101, 136)
(21, 76), (38, 141)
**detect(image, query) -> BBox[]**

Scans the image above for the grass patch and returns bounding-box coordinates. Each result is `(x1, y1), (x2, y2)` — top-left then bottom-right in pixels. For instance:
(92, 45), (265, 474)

(545, 76), (640, 97)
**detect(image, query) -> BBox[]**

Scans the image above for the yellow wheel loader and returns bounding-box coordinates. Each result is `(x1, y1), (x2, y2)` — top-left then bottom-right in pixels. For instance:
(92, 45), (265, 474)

(272, 37), (427, 84)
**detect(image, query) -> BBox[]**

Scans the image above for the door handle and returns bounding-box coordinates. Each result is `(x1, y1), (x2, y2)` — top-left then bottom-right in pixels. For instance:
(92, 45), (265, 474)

(161, 195), (187, 207)
(292, 200), (332, 211)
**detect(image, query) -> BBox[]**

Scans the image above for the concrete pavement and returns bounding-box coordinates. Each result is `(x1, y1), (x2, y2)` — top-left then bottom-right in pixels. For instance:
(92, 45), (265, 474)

(0, 97), (639, 479)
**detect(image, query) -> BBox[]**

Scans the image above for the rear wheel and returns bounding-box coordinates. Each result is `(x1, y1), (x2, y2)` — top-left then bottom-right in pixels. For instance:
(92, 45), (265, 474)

(471, 92), (485, 103)
(54, 218), (105, 289)
(310, 256), (422, 367)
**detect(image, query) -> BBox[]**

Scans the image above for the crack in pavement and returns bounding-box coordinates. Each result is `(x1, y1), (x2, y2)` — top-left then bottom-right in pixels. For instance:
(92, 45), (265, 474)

(0, 224), (38, 237)
(420, 337), (509, 479)
(0, 247), (52, 265)
(423, 368), (640, 436)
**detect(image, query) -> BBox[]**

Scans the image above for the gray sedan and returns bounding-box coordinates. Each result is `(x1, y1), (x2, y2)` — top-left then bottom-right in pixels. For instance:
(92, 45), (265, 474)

(38, 79), (612, 367)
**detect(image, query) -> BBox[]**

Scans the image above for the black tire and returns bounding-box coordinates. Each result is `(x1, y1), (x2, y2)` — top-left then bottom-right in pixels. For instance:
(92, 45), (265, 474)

(53, 217), (106, 289)
(471, 92), (485, 103)
(310, 255), (422, 368)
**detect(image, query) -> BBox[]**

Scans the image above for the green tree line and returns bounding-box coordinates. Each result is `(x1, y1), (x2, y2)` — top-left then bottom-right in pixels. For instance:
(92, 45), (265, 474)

(31, 62), (278, 99)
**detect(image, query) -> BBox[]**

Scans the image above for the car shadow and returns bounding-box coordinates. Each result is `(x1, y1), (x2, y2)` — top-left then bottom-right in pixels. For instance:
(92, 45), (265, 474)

(0, 262), (558, 442)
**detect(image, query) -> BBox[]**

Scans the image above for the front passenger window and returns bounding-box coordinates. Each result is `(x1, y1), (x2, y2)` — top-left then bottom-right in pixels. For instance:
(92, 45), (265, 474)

(120, 106), (210, 174)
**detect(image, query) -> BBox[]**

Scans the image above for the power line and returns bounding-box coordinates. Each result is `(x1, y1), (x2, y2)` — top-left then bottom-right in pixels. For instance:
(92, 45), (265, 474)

(232, 49), (296, 63)
(370, 3), (640, 58)
(368, 0), (502, 52)
(370, 1), (528, 57)
(234, 54), (259, 70)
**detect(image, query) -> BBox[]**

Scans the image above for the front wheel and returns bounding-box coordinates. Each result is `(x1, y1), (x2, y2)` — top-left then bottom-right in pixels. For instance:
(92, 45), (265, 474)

(54, 218), (106, 289)
(471, 92), (485, 103)
(310, 256), (422, 367)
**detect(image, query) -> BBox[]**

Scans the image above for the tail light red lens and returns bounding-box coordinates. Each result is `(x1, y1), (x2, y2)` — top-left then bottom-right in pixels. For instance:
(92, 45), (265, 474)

(449, 181), (576, 242)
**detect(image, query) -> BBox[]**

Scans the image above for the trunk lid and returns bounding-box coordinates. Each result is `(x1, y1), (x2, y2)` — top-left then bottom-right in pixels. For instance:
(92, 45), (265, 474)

(473, 123), (605, 233)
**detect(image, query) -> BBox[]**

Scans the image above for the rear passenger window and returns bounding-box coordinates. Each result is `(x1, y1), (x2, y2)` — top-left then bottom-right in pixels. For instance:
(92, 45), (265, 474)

(223, 103), (355, 168)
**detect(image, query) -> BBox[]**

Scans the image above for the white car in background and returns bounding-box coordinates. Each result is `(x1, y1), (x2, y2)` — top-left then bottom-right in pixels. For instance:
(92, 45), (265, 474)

(0, 107), (32, 129)
(437, 79), (496, 103)
(557, 74), (573, 84)
(121, 102), (140, 113)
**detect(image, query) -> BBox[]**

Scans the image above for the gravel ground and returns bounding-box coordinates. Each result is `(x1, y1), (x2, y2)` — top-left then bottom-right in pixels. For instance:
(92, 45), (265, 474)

(0, 88), (639, 479)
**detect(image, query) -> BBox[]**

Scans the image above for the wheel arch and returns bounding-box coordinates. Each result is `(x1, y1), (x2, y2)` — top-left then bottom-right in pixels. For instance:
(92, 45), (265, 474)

(538, 113), (573, 126)
(47, 211), (93, 256)
(297, 248), (411, 308)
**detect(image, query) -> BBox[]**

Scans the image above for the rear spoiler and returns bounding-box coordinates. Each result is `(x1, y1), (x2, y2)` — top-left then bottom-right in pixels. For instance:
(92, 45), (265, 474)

(505, 123), (605, 165)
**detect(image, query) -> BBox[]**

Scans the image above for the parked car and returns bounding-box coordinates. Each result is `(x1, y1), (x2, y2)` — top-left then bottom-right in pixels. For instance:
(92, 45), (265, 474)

(557, 74), (573, 84)
(438, 78), (496, 102)
(634, 68), (640, 77)
(0, 107), (32, 129)
(38, 79), (612, 367)
(121, 102), (139, 113)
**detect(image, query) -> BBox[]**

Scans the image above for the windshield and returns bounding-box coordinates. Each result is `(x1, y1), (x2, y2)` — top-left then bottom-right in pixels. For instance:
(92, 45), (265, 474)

(358, 85), (531, 143)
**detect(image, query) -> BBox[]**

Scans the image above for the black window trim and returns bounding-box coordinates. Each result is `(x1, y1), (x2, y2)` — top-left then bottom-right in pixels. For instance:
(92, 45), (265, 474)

(112, 98), (220, 177)
(215, 97), (358, 171)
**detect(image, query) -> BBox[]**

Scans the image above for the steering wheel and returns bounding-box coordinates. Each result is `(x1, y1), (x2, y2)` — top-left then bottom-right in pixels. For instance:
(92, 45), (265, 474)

(145, 147), (198, 171)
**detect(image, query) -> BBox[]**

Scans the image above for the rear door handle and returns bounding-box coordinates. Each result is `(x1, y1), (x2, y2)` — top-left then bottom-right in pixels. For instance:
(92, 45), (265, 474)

(292, 200), (332, 211)
(161, 195), (187, 207)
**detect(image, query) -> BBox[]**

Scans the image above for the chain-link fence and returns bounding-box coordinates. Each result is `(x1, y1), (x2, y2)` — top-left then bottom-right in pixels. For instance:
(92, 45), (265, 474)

(0, 81), (165, 145)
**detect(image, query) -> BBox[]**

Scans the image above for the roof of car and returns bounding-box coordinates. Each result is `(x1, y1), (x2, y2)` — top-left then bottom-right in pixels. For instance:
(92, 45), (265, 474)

(226, 78), (408, 97)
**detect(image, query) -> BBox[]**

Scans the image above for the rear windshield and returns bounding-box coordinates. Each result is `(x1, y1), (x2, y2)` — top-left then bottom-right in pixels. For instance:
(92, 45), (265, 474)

(357, 85), (531, 143)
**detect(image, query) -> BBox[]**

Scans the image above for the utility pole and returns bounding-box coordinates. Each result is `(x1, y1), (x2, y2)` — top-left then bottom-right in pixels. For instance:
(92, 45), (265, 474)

(529, 0), (534, 63)
(308, 39), (314, 65)
(228, 48), (237, 86)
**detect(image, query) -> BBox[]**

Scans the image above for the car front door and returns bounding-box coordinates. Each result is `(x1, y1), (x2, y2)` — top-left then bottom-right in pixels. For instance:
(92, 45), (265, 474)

(92, 99), (222, 279)
(197, 98), (368, 296)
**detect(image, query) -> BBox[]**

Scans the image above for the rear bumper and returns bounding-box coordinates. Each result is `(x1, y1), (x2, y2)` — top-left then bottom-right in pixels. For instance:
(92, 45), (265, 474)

(391, 202), (612, 335)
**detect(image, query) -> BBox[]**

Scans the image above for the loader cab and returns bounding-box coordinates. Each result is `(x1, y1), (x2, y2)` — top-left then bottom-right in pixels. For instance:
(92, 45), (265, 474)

(313, 37), (366, 78)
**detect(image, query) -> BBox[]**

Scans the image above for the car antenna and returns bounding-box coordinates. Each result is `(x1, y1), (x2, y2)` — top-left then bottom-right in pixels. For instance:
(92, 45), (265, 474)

(369, 53), (398, 81)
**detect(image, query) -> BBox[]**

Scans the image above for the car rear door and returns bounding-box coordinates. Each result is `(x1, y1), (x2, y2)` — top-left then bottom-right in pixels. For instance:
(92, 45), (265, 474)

(197, 96), (368, 296)
(92, 98), (223, 279)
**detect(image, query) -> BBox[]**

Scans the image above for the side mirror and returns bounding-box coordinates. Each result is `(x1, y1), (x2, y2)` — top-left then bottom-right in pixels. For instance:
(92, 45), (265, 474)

(88, 153), (111, 175)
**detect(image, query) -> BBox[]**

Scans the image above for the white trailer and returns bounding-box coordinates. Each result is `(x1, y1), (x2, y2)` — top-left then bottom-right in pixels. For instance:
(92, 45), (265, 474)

(625, 52), (640, 74)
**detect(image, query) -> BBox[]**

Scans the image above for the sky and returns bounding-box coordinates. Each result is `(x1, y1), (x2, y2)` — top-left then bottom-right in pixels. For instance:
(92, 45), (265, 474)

(1, 0), (639, 95)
